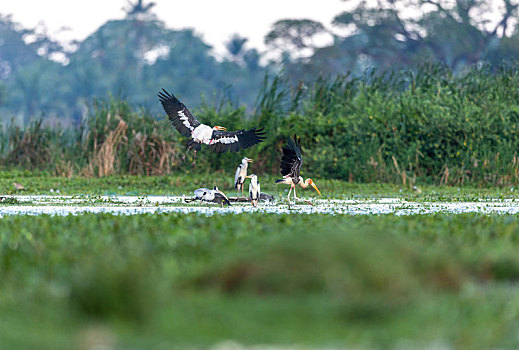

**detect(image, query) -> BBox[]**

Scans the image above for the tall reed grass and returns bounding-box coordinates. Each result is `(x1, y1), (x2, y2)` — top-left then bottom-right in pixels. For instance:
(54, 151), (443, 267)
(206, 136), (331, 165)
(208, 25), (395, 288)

(2, 63), (519, 186)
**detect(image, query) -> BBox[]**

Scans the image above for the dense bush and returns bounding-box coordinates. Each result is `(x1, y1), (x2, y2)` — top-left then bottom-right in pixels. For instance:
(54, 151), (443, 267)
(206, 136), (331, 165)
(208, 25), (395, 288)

(2, 63), (519, 185)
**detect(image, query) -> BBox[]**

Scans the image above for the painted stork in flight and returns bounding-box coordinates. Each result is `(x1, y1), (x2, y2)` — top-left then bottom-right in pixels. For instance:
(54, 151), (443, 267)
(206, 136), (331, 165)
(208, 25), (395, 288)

(158, 89), (266, 166)
(247, 174), (260, 207)
(276, 136), (321, 205)
(235, 157), (253, 197)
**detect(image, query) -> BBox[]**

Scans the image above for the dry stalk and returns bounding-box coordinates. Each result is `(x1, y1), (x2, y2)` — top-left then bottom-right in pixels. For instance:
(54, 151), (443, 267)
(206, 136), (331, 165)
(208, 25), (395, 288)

(128, 130), (176, 175)
(55, 160), (74, 177)
(439, 165), (450, 186)
(392, 155), (407, 185)
(86, 120), (128, 177)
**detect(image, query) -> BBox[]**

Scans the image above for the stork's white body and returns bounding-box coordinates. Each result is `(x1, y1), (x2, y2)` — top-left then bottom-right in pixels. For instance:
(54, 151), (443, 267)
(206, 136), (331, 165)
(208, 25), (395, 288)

(191, 124), (214, 144)
(281, 176), (302, 203)
(249, 174), (260, 207)
(276, 176), (319, 205)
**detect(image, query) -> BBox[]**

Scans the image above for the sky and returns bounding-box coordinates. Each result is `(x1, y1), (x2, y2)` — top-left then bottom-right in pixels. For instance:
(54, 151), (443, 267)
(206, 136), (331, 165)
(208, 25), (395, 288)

(2, 0), (346, 56)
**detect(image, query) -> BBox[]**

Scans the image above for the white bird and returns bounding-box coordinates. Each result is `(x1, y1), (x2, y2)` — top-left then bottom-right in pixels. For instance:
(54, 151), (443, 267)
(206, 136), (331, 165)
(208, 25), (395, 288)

(193, 187), (231, 206)
(234, 157), (253, 197)
(247, 174), (260, 207)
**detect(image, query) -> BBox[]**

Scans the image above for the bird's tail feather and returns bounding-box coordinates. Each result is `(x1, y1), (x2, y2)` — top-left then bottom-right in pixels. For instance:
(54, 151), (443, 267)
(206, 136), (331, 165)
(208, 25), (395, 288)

(275, 179), (284, 183)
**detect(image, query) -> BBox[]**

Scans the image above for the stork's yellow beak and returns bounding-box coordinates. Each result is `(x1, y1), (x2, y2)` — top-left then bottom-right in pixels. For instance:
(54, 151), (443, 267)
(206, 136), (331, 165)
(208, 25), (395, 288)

(245, 175), (253, 179)
(311, 182), (321, 196)
(214, 126), (227, 131)
(245, 158), (253, 163)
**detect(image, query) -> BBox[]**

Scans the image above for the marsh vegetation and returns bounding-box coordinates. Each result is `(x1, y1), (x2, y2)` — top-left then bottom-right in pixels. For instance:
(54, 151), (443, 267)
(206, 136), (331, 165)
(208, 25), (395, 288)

(2, 213), (519, 349)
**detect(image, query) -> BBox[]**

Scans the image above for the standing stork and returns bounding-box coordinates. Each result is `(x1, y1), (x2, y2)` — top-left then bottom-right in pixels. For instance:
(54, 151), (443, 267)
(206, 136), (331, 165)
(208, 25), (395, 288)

(158, 89), (266, 166)
(234, 157), (253, 197)
(275, 136), (321, 205)
(246, 174), (260, 207)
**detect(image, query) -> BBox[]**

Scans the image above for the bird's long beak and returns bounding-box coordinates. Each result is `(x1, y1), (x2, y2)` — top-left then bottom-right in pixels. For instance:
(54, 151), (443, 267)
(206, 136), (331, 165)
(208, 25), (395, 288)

(245, 158), (254, 163)
(245, 175), (253, 179)
(311, 182), (321, 196)
(214, 126), (227, 131)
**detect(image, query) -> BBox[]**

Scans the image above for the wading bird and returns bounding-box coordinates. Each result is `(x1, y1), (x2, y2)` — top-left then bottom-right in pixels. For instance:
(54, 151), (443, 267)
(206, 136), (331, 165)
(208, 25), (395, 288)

(247, 174), (260, 207)
(192, 187), (231, 206)
(235, 157), (253, 197)
(158, 89), (266, 166)
(276, 136), (321, 205)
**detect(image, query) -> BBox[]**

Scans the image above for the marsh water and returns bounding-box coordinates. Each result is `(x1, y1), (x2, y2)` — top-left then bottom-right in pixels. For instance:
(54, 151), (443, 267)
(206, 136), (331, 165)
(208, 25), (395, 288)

(2, 195), (519, 216)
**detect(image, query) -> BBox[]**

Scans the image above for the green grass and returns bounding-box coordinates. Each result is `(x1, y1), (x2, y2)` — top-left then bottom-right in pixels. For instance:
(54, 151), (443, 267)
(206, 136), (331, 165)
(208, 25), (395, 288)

(2, 213), (519, 349)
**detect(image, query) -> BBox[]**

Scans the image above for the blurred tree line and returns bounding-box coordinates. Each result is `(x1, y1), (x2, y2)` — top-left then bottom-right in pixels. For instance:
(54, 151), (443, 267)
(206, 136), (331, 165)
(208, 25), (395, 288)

(0, 0), (265, 126)
(1, 0), (519, 126)
(267, 0), (519, 82)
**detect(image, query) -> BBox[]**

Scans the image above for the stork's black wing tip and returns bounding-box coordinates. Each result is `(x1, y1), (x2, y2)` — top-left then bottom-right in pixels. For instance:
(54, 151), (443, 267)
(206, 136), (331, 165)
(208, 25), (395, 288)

(158, 88), (176, 102)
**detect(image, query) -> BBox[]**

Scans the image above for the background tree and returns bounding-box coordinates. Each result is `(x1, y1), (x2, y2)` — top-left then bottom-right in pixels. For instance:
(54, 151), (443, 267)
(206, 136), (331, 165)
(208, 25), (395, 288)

(328, 0), (519, 72)
(123, 0), (156, 19)
(3, 1), (519, 125)
(225, 34), (248, 63)
(264, 19), (327, 60)
(0, 14), (36, 80)
(0, 9), (267, 125)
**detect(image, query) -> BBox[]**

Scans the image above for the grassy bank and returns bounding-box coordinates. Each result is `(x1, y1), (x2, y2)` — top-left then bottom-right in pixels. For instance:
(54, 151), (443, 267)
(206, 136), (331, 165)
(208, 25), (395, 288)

(1, 213), (519, 349)
(1, 170), (519, 202)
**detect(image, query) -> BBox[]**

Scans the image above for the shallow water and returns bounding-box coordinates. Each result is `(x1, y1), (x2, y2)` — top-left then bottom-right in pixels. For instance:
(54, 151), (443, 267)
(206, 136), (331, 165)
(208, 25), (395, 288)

(2, 195), (519, 216)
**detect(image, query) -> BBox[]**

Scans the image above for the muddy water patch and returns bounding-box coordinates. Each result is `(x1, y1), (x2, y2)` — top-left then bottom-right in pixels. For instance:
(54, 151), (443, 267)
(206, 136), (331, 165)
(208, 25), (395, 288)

(2, 195), (519, 216)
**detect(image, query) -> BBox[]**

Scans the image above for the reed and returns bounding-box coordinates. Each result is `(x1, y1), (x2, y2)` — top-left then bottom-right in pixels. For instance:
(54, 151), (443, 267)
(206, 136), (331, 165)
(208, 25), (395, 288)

(2, 63), (519, 186)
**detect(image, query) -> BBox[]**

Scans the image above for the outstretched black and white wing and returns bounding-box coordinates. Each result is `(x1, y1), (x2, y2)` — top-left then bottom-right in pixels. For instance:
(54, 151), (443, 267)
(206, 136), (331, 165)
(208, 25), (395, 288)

(280, 135), (302, 180)
(158, 89), (201, 137)
(209, 127), (266, 153)
(159, 88), (266, 154)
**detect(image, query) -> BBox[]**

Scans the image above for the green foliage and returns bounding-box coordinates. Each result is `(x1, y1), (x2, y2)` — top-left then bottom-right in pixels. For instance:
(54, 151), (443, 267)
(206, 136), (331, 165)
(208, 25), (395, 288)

(260, 64), (519, 186)
(2, 213), (519, 348)
(250, 64), (519, 186)
(3, 64), (519, 186)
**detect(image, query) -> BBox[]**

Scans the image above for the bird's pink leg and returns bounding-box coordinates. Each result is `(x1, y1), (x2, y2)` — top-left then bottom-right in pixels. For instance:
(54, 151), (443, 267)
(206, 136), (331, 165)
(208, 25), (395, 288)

(181, 145), (193, 162)
(191, 150), (197, 167)
(293, 185), (314, 206)
(287, 185), (293, 203)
